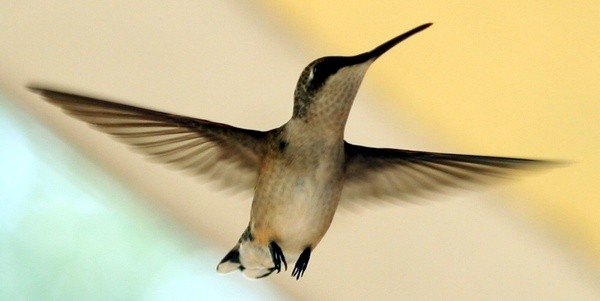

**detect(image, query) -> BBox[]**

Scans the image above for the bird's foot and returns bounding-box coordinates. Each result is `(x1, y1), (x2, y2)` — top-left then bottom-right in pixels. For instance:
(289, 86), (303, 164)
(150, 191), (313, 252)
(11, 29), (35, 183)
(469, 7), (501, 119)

(291, 247), (311, 280)
(269, 241), (287, 273)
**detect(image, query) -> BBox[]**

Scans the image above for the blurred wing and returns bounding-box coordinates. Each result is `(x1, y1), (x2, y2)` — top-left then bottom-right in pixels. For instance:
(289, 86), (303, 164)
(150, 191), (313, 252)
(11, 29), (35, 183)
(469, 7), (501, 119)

(342, 142), (552, 203)
(31, 86), (267, 191)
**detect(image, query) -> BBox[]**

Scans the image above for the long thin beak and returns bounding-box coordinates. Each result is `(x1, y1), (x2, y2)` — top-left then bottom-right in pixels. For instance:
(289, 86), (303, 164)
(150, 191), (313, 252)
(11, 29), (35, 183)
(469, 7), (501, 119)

(350, 23), (433, 65)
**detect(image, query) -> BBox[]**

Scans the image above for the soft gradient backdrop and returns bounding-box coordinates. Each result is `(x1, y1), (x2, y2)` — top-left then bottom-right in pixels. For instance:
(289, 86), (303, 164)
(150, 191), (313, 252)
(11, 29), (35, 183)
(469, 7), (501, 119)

(1, 1), (598, 300)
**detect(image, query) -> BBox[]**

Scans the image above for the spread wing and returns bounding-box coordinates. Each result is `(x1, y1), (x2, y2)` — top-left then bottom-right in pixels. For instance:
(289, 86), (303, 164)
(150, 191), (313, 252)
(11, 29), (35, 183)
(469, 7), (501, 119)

(342, 142), (553, 203)
(31, 86), (267, 191)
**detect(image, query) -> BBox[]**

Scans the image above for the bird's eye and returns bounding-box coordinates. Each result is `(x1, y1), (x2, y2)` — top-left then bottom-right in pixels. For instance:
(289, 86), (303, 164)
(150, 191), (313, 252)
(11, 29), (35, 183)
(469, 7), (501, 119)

(308, 63), (328, 89)
(306, 58), (342, 91)
(307, 64), (320, 83)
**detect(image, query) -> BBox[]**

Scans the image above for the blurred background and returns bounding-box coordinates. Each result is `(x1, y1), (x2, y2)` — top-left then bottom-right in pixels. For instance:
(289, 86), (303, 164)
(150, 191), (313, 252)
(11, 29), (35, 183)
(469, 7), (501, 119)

(1, 1), (598, 300)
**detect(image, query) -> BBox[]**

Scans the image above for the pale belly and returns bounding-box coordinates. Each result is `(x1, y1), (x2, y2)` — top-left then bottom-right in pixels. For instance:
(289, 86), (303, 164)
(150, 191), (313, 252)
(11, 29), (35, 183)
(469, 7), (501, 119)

(250, 158), (344, 254)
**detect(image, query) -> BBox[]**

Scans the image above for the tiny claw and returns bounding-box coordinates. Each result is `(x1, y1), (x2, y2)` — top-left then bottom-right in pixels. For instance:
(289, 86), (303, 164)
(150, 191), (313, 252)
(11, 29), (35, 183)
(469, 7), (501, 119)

(269, 241), (287, 273)
(291, 247), (311, 280)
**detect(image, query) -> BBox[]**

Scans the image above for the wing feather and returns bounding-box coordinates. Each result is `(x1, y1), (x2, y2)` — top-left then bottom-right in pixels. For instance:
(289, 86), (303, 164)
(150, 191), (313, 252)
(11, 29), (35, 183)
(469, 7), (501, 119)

(31, 86), (267, 191)
(342, 142), (553, 202)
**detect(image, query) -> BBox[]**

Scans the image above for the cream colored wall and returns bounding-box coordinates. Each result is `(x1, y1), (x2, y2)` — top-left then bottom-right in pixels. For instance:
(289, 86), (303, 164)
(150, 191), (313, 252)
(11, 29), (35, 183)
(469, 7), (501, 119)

(1, 1), (598, 300)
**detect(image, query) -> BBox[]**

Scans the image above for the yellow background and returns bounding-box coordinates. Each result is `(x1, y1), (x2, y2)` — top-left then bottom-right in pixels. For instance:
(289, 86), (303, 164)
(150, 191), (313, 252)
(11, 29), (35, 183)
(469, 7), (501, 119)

(260, 1), (600, 265)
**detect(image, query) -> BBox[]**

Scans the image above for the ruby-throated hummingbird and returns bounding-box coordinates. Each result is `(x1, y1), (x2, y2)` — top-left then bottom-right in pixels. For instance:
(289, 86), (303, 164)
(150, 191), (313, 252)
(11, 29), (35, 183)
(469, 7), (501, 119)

(30, 23), (551, 280)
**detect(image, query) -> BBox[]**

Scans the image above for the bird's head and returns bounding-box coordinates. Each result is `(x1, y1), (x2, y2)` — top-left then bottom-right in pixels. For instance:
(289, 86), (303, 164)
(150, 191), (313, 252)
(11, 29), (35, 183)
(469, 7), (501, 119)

(292, 23), (432, 130)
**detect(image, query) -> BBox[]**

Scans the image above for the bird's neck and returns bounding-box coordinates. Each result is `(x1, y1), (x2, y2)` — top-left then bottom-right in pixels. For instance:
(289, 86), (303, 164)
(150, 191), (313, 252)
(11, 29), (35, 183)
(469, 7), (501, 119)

(284, 115), (348, 145)
(295, 97), (356, 138)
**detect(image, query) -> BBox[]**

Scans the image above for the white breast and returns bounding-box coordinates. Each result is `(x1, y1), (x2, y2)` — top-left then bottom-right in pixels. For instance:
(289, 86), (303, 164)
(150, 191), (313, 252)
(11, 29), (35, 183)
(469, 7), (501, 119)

(272, 160), (342, 252)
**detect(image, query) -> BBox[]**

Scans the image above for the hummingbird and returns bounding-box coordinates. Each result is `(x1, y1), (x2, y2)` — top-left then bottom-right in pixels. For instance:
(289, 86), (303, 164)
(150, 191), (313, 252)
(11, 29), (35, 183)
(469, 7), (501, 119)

(30, 23), (551, 280)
